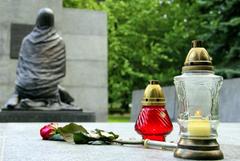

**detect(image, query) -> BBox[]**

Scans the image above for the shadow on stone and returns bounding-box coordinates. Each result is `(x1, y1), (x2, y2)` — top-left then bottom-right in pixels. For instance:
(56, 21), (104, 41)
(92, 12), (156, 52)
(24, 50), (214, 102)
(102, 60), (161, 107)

(0, 110), (95, 122)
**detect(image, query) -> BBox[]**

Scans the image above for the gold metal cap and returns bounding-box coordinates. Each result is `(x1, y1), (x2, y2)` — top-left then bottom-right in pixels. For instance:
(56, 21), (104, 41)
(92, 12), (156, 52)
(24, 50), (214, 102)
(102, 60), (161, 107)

(142, 80), (165, 106)
(182, 40), (214, 73)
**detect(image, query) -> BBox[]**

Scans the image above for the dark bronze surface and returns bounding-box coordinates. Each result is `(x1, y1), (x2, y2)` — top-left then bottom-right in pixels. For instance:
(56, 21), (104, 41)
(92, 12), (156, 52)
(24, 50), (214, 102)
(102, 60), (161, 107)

(5, 8), (80, 111)
(36, 8), (54, 29)
(174, 138), (224, 160)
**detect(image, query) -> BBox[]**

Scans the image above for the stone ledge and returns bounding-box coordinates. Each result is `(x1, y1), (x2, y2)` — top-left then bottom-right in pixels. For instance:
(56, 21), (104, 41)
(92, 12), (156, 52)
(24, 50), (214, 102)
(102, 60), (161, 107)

(0, 111), (95, 122)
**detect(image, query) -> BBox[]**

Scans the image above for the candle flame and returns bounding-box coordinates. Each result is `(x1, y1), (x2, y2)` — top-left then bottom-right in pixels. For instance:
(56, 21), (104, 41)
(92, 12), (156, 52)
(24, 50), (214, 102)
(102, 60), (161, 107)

(195, 110), (202, 117)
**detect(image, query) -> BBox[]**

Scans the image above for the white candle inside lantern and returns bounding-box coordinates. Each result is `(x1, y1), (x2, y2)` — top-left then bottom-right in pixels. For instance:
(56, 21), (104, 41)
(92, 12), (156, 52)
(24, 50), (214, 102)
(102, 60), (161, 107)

(188, 110), (211, 137)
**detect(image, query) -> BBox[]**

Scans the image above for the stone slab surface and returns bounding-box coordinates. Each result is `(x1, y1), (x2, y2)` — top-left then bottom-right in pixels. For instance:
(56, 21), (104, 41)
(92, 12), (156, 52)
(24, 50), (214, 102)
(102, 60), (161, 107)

(63, 34), (107, 61)
(0, 56), (17, 85)
(63, 60), (107, 87)
(0, 111), (95, 122)
(219, 78), (240, 122)
(130, 89), (144, 122)
(0, 0), (62, 25)
(0, 123), (239, 161)
(0, 23), (10, 56)
(61, 86), (108, 121)
(62, 9), (107, 36)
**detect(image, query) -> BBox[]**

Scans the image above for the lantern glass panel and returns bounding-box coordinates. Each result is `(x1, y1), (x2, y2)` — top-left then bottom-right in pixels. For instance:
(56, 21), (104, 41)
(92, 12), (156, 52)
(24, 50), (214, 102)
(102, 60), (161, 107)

(174, 71), (223, 139)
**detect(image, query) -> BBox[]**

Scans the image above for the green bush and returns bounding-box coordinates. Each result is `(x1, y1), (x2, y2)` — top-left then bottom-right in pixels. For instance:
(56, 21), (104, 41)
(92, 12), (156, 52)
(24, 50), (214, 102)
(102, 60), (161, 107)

(63, 0), (240, 111)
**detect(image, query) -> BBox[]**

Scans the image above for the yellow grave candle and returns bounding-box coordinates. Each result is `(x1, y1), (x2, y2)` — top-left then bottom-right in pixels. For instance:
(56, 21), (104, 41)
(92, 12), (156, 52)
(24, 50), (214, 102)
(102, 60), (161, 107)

(188, 111), (211, 137)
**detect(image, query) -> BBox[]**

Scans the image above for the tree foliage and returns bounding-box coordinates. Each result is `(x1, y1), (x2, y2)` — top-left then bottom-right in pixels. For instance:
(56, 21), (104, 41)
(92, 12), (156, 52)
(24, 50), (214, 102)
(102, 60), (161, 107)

(197, 0), (240, 78)
(63, 0), (240, 111)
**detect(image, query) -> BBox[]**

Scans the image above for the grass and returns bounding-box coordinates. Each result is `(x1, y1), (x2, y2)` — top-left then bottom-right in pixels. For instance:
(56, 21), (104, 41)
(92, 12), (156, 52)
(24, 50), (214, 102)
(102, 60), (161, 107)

(108, 114), (130, 122)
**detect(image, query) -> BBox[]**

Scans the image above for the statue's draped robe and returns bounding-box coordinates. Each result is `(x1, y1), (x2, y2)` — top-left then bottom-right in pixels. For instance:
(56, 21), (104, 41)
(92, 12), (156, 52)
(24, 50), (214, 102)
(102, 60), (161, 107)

(16, 27), (66, 99)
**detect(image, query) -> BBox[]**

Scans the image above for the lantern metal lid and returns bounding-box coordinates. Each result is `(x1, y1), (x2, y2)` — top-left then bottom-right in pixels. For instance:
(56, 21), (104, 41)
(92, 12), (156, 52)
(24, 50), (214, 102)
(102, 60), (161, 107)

(141, 80), (165, 106)
(182, 40), (214, 73)
(174, 40), (224, 160)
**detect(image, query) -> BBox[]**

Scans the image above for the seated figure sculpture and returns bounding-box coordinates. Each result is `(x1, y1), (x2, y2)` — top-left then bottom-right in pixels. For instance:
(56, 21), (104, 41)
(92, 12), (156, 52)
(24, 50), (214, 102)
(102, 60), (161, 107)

(4, 8), (79, 110)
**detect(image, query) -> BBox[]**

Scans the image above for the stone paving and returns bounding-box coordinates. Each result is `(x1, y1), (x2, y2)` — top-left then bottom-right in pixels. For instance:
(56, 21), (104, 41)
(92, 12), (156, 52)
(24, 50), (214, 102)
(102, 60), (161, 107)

(0, 123), (239, 161)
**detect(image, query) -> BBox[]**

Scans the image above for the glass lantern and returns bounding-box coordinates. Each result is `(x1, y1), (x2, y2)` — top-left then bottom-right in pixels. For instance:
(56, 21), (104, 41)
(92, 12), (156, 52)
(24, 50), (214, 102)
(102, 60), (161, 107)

(135, 80), (173, 141)
(174, 40), (224, 160)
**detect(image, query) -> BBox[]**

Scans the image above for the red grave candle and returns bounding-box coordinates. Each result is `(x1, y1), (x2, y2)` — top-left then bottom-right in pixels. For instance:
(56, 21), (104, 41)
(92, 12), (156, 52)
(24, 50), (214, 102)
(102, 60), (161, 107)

(135, 80), (173, 141)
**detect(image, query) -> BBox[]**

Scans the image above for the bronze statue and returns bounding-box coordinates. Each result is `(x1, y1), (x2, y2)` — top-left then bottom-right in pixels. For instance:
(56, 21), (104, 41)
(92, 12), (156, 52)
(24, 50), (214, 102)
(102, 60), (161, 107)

(4, 8), (79, 110)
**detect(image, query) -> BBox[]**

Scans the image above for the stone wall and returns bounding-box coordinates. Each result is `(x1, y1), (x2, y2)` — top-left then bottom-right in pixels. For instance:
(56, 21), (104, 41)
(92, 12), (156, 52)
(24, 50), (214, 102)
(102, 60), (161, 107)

(61, 9), (108, 121)
(0, 0), (108, 121)
(131, 78), (240, 122)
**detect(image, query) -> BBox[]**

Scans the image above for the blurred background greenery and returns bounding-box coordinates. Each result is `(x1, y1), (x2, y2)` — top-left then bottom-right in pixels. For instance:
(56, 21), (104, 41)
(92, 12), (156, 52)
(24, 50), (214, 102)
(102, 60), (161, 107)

(63, 0), (240, 121)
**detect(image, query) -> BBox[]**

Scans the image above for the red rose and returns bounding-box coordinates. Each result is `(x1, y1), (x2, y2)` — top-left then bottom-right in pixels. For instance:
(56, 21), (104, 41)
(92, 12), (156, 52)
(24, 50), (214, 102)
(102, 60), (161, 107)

(40, 123), (57, 140)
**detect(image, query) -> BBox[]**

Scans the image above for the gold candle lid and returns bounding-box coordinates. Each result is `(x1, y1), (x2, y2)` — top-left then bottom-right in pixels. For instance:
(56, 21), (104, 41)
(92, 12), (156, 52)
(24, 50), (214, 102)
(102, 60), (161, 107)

(142, 80), (165, 106)
(182, 40), (214, 73)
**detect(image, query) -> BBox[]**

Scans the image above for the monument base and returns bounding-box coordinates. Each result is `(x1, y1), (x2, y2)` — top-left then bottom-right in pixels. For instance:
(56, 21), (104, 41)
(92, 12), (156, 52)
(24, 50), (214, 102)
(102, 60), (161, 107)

(0, 110), (95, 122)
